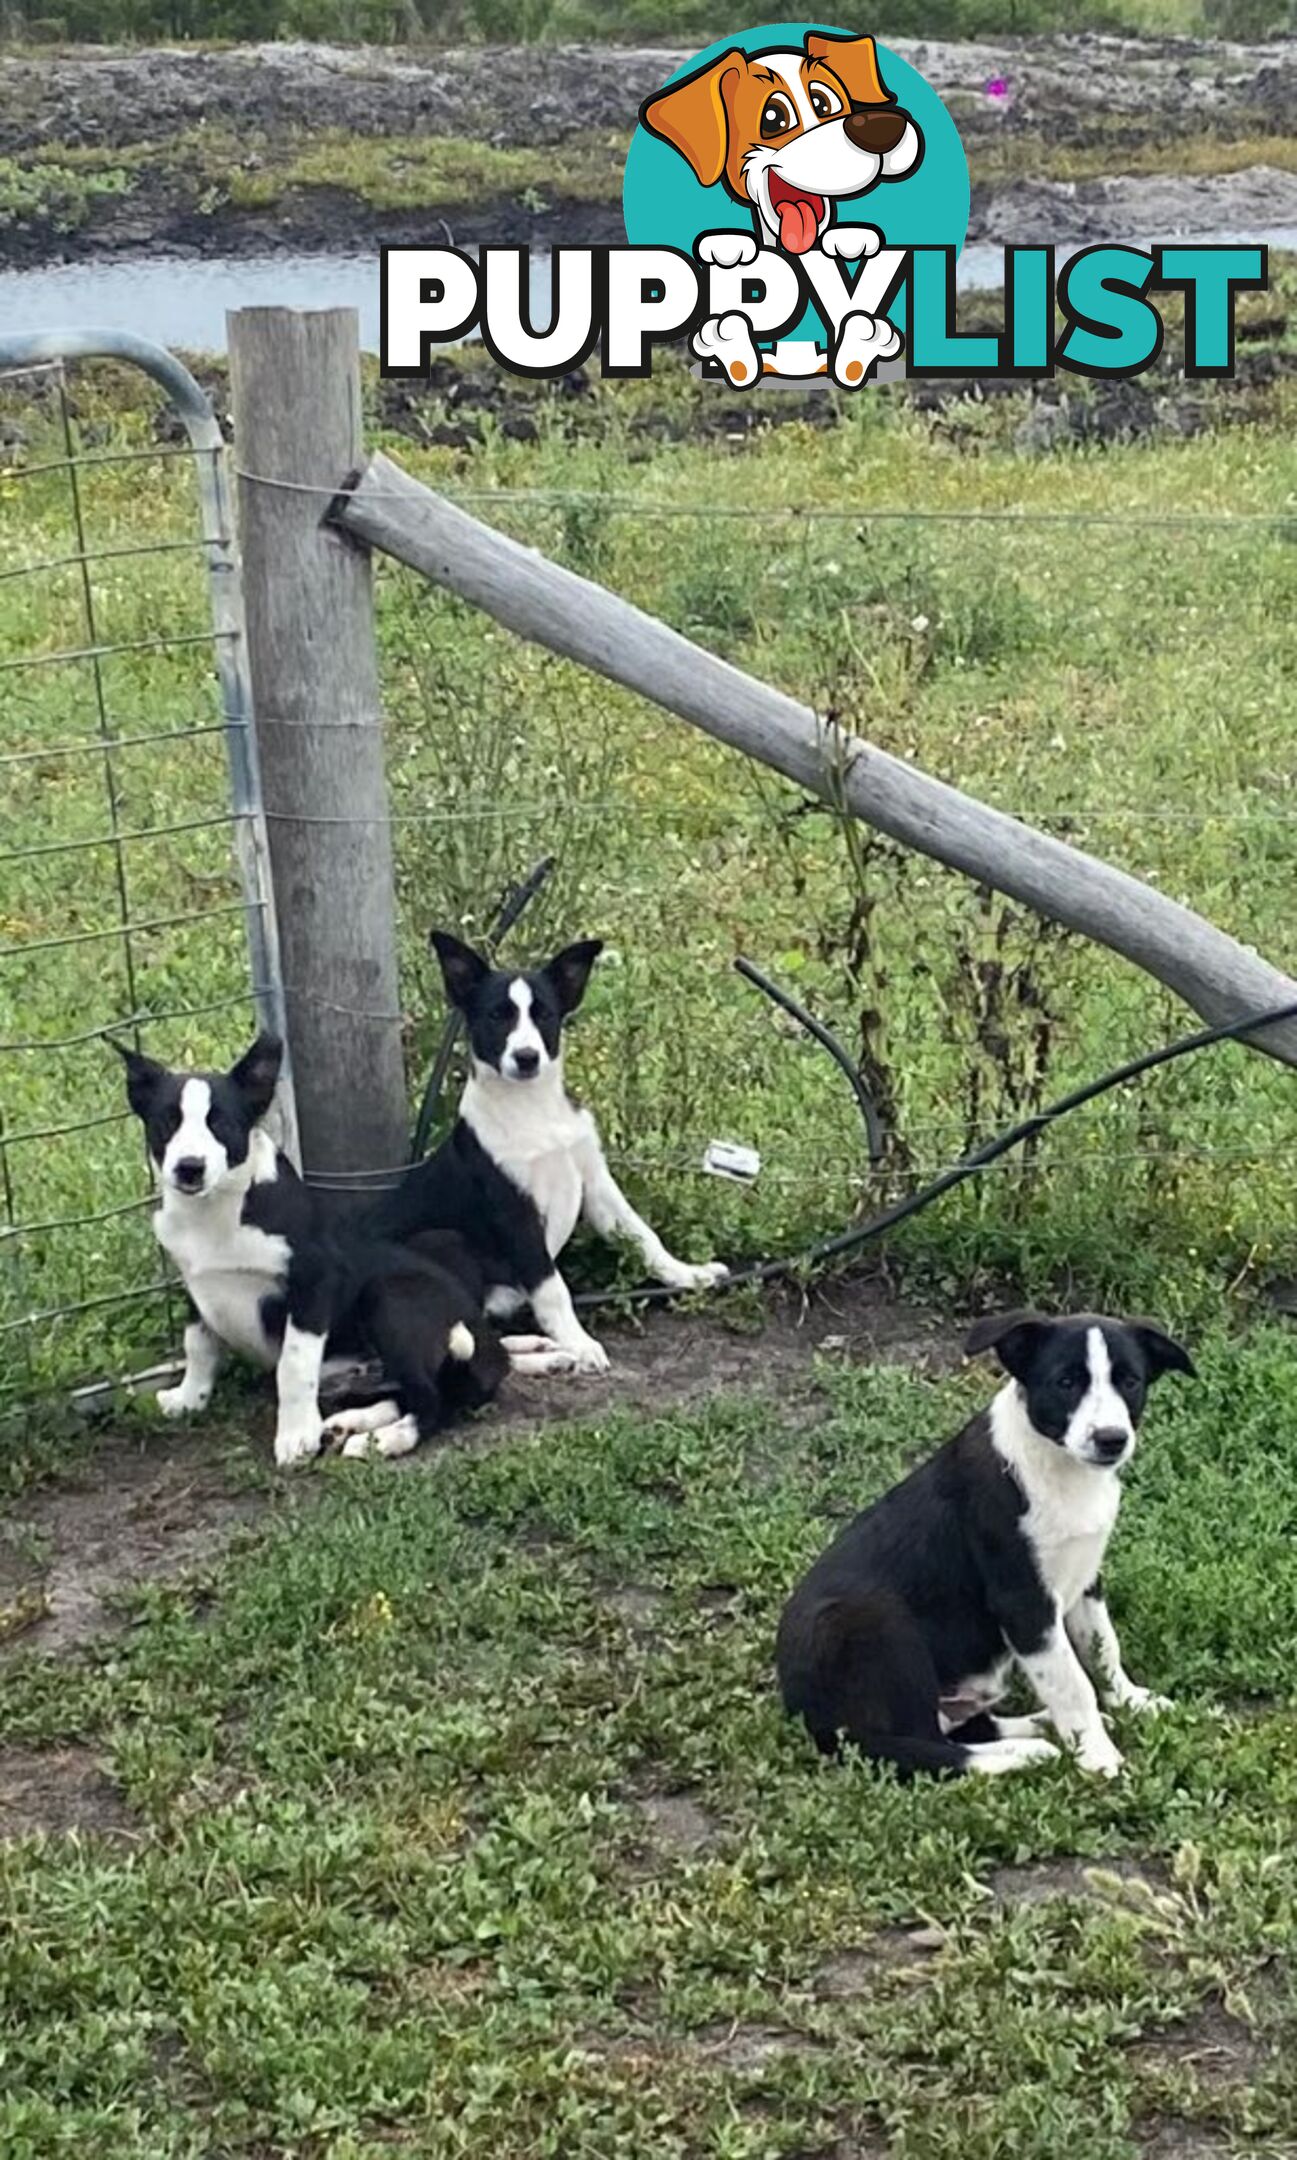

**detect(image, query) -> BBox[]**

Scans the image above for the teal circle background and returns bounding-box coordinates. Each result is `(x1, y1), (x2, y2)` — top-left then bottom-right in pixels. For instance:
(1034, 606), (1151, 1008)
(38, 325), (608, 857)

(622, 22), (970, 340)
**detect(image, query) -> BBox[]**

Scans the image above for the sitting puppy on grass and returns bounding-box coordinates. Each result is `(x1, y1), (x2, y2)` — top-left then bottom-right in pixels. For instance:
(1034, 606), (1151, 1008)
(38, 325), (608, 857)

(115, 1034), (506, 1465)
(776, 1309), (1194, 1777)
(368, 931), (729, 1376)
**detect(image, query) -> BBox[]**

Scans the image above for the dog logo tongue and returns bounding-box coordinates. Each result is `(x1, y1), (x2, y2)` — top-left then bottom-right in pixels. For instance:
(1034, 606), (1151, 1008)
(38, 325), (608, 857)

(769, 175), (825, 255)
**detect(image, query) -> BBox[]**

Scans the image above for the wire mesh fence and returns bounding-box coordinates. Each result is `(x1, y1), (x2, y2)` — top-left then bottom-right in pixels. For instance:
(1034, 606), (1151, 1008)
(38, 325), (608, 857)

(3, 329), (1297, 1410)
(0, 336), (289, 1409)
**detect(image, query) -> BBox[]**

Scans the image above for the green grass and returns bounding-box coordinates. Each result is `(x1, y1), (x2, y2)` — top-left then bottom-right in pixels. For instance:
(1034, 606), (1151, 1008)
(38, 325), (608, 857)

(3, 1328), (1297, 2155)
(4, 296), (1297, 1395)
(16, 114), (1297, 236)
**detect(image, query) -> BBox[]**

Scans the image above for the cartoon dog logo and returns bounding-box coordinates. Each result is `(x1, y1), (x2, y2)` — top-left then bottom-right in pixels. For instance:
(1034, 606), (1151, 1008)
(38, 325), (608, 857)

(641, 30), (923, 387)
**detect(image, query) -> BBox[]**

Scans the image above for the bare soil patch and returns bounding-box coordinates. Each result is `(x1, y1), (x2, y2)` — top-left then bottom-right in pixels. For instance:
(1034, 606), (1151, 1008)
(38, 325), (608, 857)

(0, 1742), (136, 1841)
(2, 1273), (948, 1662)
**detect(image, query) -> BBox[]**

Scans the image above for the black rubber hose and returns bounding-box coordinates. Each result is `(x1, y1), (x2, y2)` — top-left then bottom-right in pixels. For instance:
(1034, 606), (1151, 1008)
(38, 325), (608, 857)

(734, 954), (885, 1166)
(572, 993), (1297, 1311)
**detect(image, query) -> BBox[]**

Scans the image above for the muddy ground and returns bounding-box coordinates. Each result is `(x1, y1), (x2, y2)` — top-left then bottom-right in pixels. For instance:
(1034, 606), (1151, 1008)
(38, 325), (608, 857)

(2, 35), (1297, 268)
(0, 1271), (947, 1668)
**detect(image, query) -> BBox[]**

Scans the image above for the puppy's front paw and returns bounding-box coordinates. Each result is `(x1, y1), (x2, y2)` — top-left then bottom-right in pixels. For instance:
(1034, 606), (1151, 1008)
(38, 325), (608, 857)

(1075, 1732), (1125, 1778)
(696, 230), (758, 269)
(658, 1258), (730, 1292)
(274, 1415), (323, 1468)
(832, 310), (902, 387)
(1120, 1687), (1173, 1716)
(692, 312), (761, 387)
(156, 1383), (207, 1419)
(567, 1333), (611, 1375)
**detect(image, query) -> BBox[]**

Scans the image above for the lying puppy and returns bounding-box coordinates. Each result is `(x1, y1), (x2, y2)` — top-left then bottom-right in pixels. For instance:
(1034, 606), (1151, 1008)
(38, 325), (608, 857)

(116, 1035), (505, 1464)
(368, 932), (728, 1375)
(776, 1310), (1195, 1778)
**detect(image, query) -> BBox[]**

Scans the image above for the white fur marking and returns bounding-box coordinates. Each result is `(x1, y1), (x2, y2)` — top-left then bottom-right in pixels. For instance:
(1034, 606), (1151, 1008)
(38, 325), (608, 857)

(1063, 1326), (1134, 1466)
(502, 978), (548, 1081)
(160, 1079), (227, 1195)
(990, 1381), (1122, 1615)
(273, 1320), (325, 1467)
(963, 1736), (1059, 1776)
(322, 1399), (402, 1442)
(447, 1321), (475, 1362)
(343, 1413), (420, 1460)
(153, 1128), (288, 1366)
(157, 1319), (222, 1416)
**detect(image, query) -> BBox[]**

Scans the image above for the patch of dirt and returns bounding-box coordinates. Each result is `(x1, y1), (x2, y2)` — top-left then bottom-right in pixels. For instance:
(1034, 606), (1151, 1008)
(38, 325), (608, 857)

(973, 163), (1297, 247)
(4, 36), (1295, 165)
(690, 2021), (827, 2069)
(2, 37), (1296, 268)
(1136, 2128), (1232, 2159)
(603, 1583), (667, 1637)
(812, 1929), (946, 1998)
(633, 1790), (718, 1857)
(987, 1856), (1168, 1907)
(449, 1270), (956, 1444)
(2, 1426), (271, 1657)
(0, 1743), (137, 1841)
(1129, 1999), (1270, 2084)
(1, 1273), (950, 1663)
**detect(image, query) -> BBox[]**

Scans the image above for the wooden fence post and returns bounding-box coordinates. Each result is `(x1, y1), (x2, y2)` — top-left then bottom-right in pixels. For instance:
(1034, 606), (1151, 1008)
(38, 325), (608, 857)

(227, 307), (408, 1182)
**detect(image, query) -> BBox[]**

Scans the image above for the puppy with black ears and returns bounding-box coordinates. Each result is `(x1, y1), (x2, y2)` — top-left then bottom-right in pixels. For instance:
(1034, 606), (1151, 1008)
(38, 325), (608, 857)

(115, 1033), (506, 1465)
(776, 1311), (1195, 1779)
(369, 932), (728, 1376)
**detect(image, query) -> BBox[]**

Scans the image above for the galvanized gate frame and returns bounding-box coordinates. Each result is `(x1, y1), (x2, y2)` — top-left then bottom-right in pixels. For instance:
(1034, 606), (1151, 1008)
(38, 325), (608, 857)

(0, 326), (299, 1163)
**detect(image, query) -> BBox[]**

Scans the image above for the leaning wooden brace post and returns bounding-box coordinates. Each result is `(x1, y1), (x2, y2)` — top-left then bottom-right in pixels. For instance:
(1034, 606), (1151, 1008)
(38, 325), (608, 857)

(331, 454), (1297, 1069)
(228, 310), (409, 1179)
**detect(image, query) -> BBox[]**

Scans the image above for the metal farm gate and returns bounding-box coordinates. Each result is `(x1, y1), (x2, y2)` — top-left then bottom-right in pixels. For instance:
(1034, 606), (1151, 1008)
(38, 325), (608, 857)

(0, 331), (293, 1409)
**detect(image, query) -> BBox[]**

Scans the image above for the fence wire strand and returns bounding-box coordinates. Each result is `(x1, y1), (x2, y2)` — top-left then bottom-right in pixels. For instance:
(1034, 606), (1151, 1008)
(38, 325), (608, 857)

(0, 349), (279, 1400)
(4, 354), (1296, 1405)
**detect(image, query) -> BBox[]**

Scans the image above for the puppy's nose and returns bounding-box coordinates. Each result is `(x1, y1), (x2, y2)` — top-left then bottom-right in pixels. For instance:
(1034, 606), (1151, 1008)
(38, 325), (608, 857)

(1090, 1427), (1128, 1464)
(511, 1047), (541, 1076)
(172, 1157), (206, 1191)
(844, 106), (911, 155)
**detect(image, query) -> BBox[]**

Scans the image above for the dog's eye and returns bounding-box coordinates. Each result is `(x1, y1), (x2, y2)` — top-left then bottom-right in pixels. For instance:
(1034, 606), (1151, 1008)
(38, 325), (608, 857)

(809, 83), (843, 120)
(760, 94), (795, 138)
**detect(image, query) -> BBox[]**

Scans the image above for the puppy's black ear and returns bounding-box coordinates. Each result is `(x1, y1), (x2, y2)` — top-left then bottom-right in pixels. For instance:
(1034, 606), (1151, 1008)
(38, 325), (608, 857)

(545, 939), (603, 1015)
(964, 1308), (1052, 1383)
(431, 930), (489, 1010)
(109, 1039), (169, 1120)
(1129, 1320), (1196, 1382)
(228, 1032), (282, 1121)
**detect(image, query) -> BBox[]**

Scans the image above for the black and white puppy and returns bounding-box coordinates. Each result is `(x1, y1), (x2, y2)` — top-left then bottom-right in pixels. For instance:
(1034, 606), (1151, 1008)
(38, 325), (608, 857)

(368, 933), (728, 1375)
(116, 1035), (506, 1465)
(776, 1311), (1195, 1778)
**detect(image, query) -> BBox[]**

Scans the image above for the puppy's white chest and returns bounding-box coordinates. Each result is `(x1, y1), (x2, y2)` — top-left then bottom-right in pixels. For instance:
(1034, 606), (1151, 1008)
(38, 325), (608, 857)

(507, 1147), (583, 1259)
(1023, 1479), (1119, 1612)
(155, 1203), (289, 1366)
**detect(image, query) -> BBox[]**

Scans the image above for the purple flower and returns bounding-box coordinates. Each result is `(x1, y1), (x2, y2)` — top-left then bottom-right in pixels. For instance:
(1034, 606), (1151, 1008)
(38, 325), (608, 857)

(984, 75), (1011, 101)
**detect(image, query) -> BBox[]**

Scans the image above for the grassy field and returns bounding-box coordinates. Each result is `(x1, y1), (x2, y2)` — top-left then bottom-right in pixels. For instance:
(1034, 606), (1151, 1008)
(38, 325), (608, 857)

(3, 1328), (1297, 2155)
(3, 280), (1297, 2159)
(2, 290), (1297, 1395)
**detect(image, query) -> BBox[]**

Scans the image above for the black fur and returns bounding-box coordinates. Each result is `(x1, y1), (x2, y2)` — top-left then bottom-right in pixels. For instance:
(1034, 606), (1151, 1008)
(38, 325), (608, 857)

(367, 931), (602, 1293)
(776, 1413), (1052, 1775)
(430, 932), (602, 1076)
(776, 1311), (1194, 1778)
(115, 1036), (505, 1448)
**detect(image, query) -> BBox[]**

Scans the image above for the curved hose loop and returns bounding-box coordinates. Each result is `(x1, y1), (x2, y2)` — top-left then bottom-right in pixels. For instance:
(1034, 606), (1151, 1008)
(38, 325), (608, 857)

(573, 993), (1297, 1311)
(734, 955), (886, 1167)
